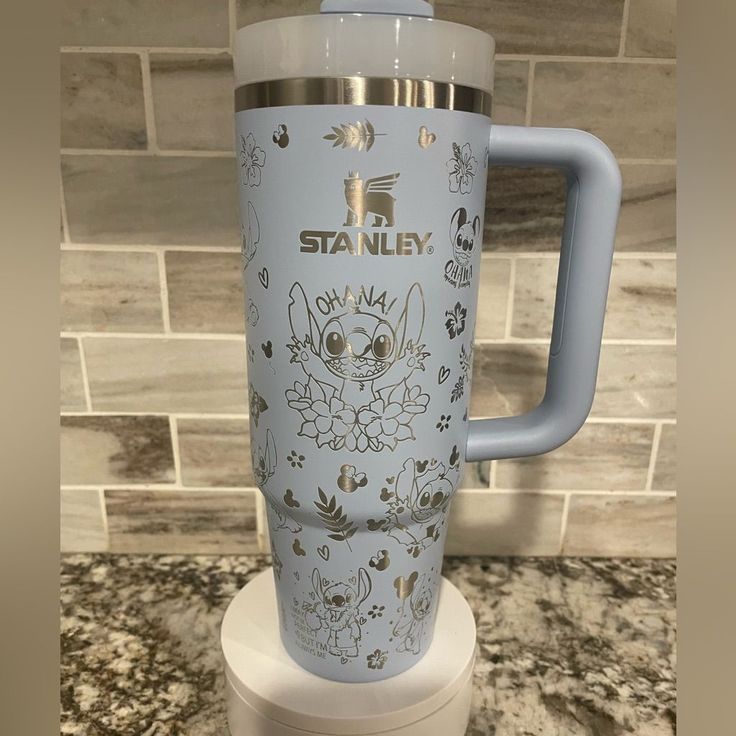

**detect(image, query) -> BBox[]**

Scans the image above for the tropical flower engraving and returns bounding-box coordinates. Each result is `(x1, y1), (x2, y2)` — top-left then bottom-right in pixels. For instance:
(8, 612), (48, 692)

(367, 649), (388, 670)
(444, 302), (467, 340)
(240, 132), (266, 187)
(287, 450), (305, 469)
(249, 384), (268, 427)
(286, 379), (429, 453)
(451, 344), (473, 404)
(447, 142), (477, 194)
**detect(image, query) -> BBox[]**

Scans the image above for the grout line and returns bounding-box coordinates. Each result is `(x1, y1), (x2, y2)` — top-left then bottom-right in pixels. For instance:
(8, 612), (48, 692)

(645, 422), (663, 491)
(60, 147), (235, 158)
(228, 0), (238, 51)
(494, 53), (675, 64)
(255, 492), (271, 554)
(61, 484), (261, 492)
(617, 157), (677, 166)
(169, 416), (183, 485)
(618, 0), (632, 58)
(484, 251), (677, 261)
(60, 176), (71, 244)
(456, 487), (676, 497)
(60, 330), (244, 341)
(60, 332), (674, 346)
(98, 489), (109, 535)
(60, 243), (241, 253)
(524, 60), (535, 126)
(139, 51), (159, 152)
(58, 410), (675, 425)
(61, 46), (231, 54)
(76, 338), (93, 412)
(465, 415), (677, 426)
(67, 483), (676, 498)
(61, 411), (251, 420)
(558, 493), (571, 553)
(156, 250), (172, 333)
(473, 337), (676, 346)
(488, 460), (497, 489)
(59, 244), (676, 259)
(503, 258), (516, 339)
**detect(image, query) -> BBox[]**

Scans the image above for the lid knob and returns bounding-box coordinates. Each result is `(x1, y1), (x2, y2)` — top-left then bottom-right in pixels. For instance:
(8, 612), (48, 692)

(320, 0), (434, 17)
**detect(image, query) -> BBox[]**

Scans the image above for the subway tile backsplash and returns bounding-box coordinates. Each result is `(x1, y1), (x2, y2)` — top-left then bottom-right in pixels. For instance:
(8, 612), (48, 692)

(60, 0), (676, 557)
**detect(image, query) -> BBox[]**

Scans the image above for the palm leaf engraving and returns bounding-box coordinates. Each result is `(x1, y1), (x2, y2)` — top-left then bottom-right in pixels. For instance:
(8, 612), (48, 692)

(322, 120), (384, 151)
(314, 488), (358, 550)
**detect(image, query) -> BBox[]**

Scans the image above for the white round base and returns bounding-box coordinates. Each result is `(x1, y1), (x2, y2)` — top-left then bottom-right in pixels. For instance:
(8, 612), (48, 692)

(221, 569), (476, 736)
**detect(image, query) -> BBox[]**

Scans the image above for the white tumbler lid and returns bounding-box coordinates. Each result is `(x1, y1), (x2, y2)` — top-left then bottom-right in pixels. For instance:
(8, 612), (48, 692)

(233, 0), (495, 93)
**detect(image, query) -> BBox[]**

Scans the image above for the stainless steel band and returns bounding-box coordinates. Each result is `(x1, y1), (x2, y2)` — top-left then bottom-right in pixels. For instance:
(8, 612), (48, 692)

(235, 77), (492, 117)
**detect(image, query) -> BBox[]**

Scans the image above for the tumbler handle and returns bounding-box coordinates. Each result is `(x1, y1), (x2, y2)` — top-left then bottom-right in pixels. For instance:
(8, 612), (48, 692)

(466, 125), (622, 462)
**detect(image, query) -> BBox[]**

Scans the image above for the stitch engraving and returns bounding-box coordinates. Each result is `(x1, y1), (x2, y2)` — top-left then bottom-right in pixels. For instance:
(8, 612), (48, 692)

(286, 282), (430, 452)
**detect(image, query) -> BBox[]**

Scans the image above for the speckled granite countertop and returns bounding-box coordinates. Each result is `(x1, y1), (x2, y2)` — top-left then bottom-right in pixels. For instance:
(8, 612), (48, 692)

(61, 555), (675, 735)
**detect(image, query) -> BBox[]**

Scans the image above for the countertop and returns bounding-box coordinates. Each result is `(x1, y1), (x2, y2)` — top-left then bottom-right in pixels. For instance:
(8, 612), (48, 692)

(61, 555), (676, 735)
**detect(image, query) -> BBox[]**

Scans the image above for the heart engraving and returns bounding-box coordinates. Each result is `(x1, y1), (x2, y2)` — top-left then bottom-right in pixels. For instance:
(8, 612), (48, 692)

(317, 545), (330, 561)
(418, 126), (437, 149)
(438, 366), (451, 385)
(258, 267), (269, 289)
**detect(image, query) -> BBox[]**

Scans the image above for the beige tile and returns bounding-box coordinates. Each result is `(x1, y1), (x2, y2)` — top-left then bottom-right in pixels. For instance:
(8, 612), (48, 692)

(446, 490), (564, 555)
(474, 258), (511, 339)
(469, 343), (676, 420)
(493, 61), (528, 126)
(60, 338), (86, 411)
(469, 343), (548, 418)
(483, 167), (566, 252)
(496, 423), (654, 491)
(485, 164), (676, 253)
(61, 489), (108, 552)
(625, 0), (676, 58)
(105, 490), (258, 553)
(165, 251), (244, 333)
(61, 415), (175, 485)
(512, 258), (676, 340)
(593, 345), (676, 418)
(61, 53), (146, 150)
(61, 250), (163, 332)
(532, 62), (676, 159)
(178, 418), (254, 487)
(435, 0), (624, 56)
(150, 54), (234, 151)
(617, 164), (676, 252)
(563, 494), (676, 556)
(84, 337), (248, 413)
(652, 423), (676, 491)
(62, 0), (229, 47)
(62, 155), (239, 246)
(460, 461), (491, 489)
(236, 0), (321, 26)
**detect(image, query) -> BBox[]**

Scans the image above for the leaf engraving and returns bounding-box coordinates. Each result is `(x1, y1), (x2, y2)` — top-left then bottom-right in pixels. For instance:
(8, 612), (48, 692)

(315, 488), (358, 550)
(323, 120), (382, 152)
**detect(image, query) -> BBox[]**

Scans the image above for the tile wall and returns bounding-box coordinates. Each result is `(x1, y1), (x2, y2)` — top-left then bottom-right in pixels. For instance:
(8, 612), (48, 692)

(60, 0), (676, 556)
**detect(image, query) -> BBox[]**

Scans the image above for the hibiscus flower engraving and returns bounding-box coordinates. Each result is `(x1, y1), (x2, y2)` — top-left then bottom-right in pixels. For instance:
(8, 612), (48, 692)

(240, 132), (266, 187)
(447, 142), (477, 194)
(444, 302), (467, 340)
(367, 649), (388, 670)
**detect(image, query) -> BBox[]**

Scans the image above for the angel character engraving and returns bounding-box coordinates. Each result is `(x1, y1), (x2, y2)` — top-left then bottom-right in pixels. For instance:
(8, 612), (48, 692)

(343, 171), (399, 227)
(368, 458), (455, 557)
(285, 283), (430, 452)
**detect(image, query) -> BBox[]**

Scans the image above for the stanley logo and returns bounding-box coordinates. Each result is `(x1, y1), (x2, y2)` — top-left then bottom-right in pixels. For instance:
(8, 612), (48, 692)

(299, 170), (432, 257)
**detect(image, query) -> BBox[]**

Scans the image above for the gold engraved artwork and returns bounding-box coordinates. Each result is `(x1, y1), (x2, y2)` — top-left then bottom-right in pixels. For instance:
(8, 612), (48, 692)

(344, 172), (400, 227)
(323, 120), (385, 152)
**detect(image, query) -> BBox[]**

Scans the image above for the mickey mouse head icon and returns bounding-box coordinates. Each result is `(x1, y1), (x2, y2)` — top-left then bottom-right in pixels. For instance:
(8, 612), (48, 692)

(273, 124), (289, 148)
